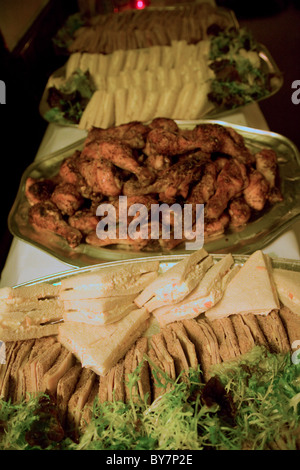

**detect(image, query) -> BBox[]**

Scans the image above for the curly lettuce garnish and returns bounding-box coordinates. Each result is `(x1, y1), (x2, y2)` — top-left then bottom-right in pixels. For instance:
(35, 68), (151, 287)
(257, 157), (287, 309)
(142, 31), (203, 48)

(208, 27), (278, 110)
(1, 346), (299, 450)
(45, 70), (96, 124)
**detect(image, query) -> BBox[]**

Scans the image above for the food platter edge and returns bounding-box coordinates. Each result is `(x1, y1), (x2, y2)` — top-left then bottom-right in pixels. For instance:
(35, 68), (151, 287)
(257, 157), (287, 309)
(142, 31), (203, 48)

(12, 253), (300, 291)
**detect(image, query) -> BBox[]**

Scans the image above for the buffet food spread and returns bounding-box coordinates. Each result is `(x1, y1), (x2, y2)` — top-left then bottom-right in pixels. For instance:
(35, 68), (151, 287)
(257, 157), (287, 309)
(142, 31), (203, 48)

(1, 0), (300, 453)
(41, 23), (282, 128)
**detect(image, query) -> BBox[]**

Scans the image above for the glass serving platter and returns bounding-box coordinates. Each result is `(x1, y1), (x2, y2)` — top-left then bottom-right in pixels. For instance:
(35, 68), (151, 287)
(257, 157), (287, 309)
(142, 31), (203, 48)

(8, 120), (300, 268)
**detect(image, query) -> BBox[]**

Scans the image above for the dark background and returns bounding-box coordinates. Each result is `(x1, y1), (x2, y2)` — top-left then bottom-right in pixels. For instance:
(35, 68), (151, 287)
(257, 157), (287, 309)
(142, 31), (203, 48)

(0, 0), (299, 273)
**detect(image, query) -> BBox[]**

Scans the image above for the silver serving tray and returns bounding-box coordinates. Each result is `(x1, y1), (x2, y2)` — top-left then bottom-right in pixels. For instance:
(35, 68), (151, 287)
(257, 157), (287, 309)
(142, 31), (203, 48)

(8, 120), (300, 268)
(205, 42), (283, 120)
(14, 254), (300, 291)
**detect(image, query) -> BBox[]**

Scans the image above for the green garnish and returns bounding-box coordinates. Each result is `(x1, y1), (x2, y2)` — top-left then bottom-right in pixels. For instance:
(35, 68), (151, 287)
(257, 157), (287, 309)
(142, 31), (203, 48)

(208, 27), (276, 110)
(52, 13), (85, 50)
(209, 80), (268, 109)
(1, 346), (299, 450)
(60, 69), (95, 100)
(44, 107), (70, 124)
(45, 70), (96, 124)
(0, 396), (41, 450)
(209, 28), (257, 61)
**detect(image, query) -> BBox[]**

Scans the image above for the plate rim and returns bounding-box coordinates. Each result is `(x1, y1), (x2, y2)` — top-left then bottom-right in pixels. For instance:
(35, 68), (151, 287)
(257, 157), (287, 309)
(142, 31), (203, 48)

(13, 252), (300, 289)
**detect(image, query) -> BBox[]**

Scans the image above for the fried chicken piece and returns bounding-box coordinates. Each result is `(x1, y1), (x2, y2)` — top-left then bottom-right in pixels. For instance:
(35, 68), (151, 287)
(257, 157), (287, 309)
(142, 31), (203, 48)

(187, 162), (217, 205)
(255, 148), (283, 204)
(78, 156), (122, 197)
(147, 147), (209, 173)
(177, 149), (211, 165)
(68, 209), (99, 235)
(144, 128), (187, 157)
(82, 139), (154, 185)
(149, 117), (179, 133)
(144, 124), (253, 164)
(29, 201), (82, 248)
(89, 195), (105, 213)
(204, 212), (230, 239)
(214, 156), (229, 172)
(85, 230), (149, 251)
(192, 124), (254, 164)
(51, 183), (84, 216)
(84, 121), (150, 149)
(185, 162), (217, 227)
(243, 169), (270, 211)
(123, 155), (204, 202)
(25, 177), (56, 205)
(228, 197), (252, 226)
(146, 153), (172, 171)
(59, 151), (81, 185)
(268, 186), (284, 205)
(143, 128), (209, 171)
(205, 159), (248, 219)
(255, 148), (278, 188)
(59, 151), (93, 199)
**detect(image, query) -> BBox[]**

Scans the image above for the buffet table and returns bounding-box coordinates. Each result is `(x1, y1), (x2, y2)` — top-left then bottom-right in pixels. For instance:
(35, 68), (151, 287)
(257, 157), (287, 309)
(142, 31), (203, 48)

(1, 102), (300, 287)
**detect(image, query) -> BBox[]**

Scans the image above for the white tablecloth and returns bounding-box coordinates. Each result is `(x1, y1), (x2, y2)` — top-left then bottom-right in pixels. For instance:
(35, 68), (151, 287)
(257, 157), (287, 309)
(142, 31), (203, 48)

(1, 103), (299, 287)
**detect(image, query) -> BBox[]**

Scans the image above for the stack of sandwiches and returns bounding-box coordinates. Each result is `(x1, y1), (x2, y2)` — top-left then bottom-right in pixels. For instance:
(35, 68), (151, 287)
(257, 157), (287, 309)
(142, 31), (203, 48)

(58, 260), (159, 376)
(136, 249), (280, 326)
(0, 283), (63, 341)
(0, 248), (300, 435)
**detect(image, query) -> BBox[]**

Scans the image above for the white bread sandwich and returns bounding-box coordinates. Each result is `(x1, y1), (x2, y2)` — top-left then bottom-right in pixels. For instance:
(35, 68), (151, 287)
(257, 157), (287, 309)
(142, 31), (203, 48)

(272, 268), (300, 315)
(205, 250), (280, 322)
(62, 293), (137, 325)
(0, 283), (59, 311)
(135, 248), (212, 311)
(0, 283), (63, 342)
(152, 254), (237, 326)
(60, 260), (159, 300)
(58, 306), (150, 376)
